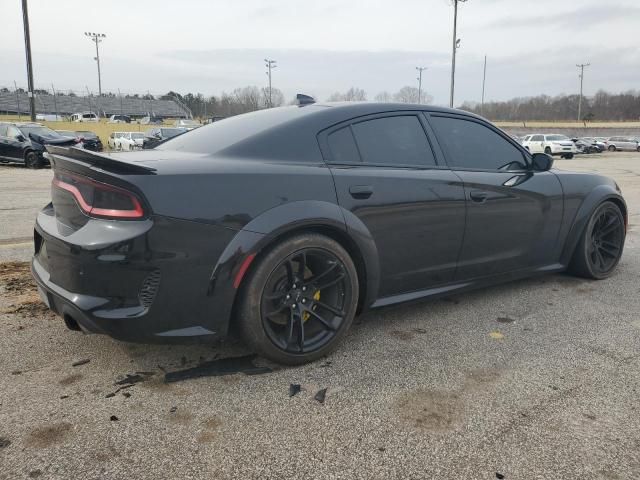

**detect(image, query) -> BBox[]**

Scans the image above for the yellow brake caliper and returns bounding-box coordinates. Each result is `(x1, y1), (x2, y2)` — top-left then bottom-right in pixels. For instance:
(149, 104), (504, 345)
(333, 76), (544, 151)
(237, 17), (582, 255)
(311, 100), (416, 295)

(303, 290), (321, 322)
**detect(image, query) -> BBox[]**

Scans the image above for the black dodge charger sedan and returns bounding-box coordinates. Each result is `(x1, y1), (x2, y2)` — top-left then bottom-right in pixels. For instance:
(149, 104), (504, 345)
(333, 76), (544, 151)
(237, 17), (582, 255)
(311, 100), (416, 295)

(0, 122), (76, 168)
(32, 102), (627, 364)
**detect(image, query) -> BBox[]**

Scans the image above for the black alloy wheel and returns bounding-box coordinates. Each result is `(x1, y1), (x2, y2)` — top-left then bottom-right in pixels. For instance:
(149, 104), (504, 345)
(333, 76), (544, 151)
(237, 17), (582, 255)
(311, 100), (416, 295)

(238, 234), (358, 365)
(608, 145), (616, 152)
(570, 201), (625, 279)
(25, 151), (43, 169)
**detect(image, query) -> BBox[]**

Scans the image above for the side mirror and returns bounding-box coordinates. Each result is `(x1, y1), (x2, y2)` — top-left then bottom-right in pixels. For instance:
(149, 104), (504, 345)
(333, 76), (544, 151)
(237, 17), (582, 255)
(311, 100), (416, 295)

(531, 153), (553, 172)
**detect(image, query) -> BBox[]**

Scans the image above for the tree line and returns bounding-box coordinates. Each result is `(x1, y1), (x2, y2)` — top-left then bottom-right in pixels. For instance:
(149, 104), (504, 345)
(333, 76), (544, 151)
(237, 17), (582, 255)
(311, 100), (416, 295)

(460, 90), (640, 122)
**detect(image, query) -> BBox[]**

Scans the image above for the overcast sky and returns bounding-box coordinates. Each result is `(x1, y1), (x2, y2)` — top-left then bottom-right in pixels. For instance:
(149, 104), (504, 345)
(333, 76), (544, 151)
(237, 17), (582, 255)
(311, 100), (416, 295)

(1, 0), (638, 105)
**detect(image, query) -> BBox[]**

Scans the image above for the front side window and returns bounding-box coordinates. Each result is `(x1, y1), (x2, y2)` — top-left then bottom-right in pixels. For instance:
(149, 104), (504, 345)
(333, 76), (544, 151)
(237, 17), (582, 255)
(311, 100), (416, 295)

(430, 116), (527, 171)
(531, 135), (544, 142)
(350, 115), (436, 167)
(0, 124), (7, 137)
(7, 126), (22, 139)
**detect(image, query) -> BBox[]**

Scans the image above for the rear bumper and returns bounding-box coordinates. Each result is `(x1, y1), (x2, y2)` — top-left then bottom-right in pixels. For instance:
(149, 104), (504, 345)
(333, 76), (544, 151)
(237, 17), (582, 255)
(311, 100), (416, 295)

(32, 208), (239, 343)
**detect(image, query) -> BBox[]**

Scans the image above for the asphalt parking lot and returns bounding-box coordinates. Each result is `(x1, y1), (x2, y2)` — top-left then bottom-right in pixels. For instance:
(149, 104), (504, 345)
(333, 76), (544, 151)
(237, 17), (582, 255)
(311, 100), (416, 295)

(1, 153), (639, 480)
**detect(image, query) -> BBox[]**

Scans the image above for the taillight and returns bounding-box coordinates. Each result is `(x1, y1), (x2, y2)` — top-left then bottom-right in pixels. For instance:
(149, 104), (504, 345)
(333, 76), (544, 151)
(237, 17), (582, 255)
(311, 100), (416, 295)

(52, 171), (145, 219)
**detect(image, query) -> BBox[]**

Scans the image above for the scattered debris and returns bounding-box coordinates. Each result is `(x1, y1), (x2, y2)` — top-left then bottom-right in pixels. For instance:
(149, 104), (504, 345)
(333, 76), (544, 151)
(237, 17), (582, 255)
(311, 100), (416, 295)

(114, 371), (155, 386)
(164, 355), (272, 383)
(496, 317), (515, 324)
(412, 327), (428, 334)
(289, 384), (301, 397)
(319, 361), (332, 368)
(72, 359), (90, 367)
(59, 395), (69, 400)
(489, 331), (505, 340)
(314, 388), (327, 404)
(104, 384), (134, 398)
(110, 415), (119, 422)
(122, 392), (131, 399)
(496, 473), (505, 479)
(28, 470), (42, 478)
(0, 437), (11, 448)
(378, 447), (386, 452)
(10, 370), (21, 375)
(170, 406), (178, 413)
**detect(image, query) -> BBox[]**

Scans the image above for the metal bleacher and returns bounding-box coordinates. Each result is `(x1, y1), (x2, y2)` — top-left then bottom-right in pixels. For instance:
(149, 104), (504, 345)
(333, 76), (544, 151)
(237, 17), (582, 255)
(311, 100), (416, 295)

(0, 91), (191, 118)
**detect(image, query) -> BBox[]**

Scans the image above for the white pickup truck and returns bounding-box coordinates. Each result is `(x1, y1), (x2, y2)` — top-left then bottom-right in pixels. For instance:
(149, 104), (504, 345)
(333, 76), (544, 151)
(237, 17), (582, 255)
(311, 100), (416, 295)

(521, 134), (577, 159)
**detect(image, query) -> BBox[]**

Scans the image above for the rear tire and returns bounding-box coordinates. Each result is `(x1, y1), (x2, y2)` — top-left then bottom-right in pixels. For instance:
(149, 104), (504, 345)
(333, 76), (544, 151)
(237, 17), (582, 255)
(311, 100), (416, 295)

(24, 151), (43, 169)
(608, 145), (616, 152)
(237, 233), (359, 365)
(544, 147), (552, 155)
(569, 201), (625, 279)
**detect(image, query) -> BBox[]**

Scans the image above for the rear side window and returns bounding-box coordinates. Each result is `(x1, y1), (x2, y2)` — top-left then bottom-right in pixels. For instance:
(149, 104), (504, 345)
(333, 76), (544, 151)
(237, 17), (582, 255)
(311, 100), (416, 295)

(351, 116), (436, 167)
(430, 116), (526, 171)
(531, 135), (544, 141)
(327, 127), (360, 163)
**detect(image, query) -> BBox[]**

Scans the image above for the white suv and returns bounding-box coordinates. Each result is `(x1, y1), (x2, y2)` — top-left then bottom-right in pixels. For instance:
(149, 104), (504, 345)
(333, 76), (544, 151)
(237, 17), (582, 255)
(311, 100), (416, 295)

(113, 132), (145, 151)
(521, 134), (577, 159)
(70, 112), (99, 122)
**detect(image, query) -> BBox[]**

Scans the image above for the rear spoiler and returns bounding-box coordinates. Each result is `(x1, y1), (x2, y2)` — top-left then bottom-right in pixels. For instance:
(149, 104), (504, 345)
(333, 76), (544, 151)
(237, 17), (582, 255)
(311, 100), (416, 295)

(45, 145), (156, 175)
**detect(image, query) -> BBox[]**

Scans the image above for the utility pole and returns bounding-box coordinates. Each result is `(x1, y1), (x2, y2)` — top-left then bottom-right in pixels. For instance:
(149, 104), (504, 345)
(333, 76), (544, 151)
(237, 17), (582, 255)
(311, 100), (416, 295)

(416, 67), (427, 104)
(85, 32), (106, 98)
(21, 0), (36, 121)
(577, 63), (590, 122)
(14, 80), (21, 120)
(264, 59), (277, 108)
(481, 55), (487, 116)
(51, 83), (58, 120)
(449, 0), (468, 108)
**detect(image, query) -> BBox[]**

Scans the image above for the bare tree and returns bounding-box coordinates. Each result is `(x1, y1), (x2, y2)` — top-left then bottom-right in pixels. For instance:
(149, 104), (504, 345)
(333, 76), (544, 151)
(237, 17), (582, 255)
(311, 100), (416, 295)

(374, 91), (393, 102)
(261, 87), (284, 108)
(393, 86), (420, 103)
(327, 87), (367, 102)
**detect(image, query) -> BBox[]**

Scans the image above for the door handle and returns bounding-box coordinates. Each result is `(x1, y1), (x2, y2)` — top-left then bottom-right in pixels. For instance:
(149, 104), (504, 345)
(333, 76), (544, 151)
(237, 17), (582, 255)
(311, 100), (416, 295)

(469, 191), (488, 203)
(349, 185), (373, 199)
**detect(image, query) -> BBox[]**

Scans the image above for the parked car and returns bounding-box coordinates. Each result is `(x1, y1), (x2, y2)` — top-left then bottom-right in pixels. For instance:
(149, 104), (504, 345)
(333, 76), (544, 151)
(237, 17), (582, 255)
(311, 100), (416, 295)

(57, 130), (103, 152)
(521, 134), (577, 159)
(0, 122), (76, 168)
(140, 115), (163, 125)
(36, 114), (64, 122)
(174, 119), (201, 130)
(113, 132), (145, 151)
(108, 114), (131, 124)
(605, 136), (640, 152)
(572, 138), (601, 154)
(33, 103), (628, 365)
(142, 127), (187, 149)
(70, 112), (99, 123)
(581, 137), (606, 152)
(107, 132), (126, 150)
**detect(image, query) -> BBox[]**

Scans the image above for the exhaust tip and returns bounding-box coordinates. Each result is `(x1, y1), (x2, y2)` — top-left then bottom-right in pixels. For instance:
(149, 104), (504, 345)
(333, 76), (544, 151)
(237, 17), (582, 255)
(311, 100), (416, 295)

(63, 313), (81, 332)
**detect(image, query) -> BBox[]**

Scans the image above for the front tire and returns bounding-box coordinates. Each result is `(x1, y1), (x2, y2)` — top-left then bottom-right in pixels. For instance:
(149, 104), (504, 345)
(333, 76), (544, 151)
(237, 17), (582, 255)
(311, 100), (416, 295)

(608, 145), (616, 152)
(24, 151), (43, 169)
(237, 233), (359, 365)
(569, 201), (625, 279)
(544, 147), (552, 155)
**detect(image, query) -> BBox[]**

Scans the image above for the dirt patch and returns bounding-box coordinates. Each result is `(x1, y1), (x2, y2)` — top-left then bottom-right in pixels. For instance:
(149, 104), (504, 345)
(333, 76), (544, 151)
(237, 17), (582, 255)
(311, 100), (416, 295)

(59, 373), (83, 386)
(396, 390), (463, 432)
(197, 416), (222, 444)
(0, 261), (53, 318)
(390, 330), (414, 341)
(24, 422), (73, 449)
(168, 410), (194, 425)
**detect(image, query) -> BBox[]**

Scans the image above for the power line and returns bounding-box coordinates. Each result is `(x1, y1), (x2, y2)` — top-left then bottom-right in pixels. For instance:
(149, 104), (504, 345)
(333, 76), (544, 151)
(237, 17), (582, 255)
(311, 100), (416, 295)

(264, 59), (277, 108)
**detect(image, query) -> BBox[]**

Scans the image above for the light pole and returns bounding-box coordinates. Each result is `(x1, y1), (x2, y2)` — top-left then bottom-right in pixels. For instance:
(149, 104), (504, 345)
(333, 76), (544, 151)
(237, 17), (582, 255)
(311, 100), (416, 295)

(21, 0), (36, 121)
(449, 0), (468, 108)
(264, 59), (277, 108)
(416, 67), (427, 104)
(577, 63), (590, 122)
(85, 32), (106, 98)
(481, 55), (487, 116)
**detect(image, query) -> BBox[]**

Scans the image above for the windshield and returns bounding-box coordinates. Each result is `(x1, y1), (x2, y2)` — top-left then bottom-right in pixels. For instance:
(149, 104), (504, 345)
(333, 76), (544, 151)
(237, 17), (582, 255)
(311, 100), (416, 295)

(20, 125), (61, 138)
(161, 128), (187, 138)
(546, 135), (570, 141)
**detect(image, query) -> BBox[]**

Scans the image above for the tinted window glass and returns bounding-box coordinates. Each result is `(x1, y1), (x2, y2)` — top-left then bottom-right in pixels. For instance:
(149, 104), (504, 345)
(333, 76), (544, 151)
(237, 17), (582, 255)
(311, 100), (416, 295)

(0, 124), (7, 137)
(327, 126), (360, 163)
(351, 116), (435, 166)
(431, 116), (526, 170)
(531, 135), (544, 141)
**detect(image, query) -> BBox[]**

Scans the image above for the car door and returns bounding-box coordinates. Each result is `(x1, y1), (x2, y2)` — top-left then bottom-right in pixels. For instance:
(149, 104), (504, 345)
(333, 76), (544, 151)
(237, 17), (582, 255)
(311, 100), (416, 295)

(3, 125), (26, 161)
(530, 134), (545, 153)
(426, 113), (563, 279)
(0, 124), (9, 159)
(319, 112), (466, 298)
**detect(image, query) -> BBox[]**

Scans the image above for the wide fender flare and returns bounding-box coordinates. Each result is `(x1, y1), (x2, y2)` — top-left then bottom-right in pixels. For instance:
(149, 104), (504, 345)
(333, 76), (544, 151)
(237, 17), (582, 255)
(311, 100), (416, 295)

(209, 200), (380, 327)
(560, 185), (626, 265)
